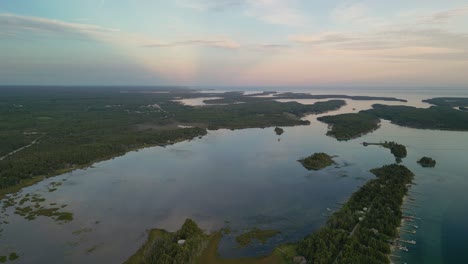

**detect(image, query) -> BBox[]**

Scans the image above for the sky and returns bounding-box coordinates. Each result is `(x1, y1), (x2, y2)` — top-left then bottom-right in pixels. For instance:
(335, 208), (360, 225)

(1, 0), (468, 87)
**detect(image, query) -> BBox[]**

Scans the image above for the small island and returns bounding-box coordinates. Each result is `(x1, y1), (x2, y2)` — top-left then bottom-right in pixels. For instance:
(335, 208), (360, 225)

(363, 141), (407, 162)
(235, 228), (281, 247)
(418, 157), (436, 167)
(274, 127), (284, 135)
(299, 152), (335, 170)
(382, 141), (407, 159)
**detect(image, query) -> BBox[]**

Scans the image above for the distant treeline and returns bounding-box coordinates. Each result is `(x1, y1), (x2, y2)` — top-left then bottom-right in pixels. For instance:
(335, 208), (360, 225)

(318, 103), (468, 140)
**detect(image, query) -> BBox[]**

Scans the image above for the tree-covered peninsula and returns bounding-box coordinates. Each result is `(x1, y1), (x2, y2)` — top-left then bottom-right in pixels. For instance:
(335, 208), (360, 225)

(296, 164), (414, 264)
(124, 219), (209, 264)
(318, 103), (468, 140)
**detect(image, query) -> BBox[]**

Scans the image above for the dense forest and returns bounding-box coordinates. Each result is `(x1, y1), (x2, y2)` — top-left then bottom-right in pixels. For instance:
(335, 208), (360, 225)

(0, 87), (346, 195)
(296, 164), (414, 264)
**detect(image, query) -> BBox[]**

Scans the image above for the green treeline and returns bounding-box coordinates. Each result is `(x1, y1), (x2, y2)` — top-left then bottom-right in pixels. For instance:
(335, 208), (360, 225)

(124, 219), (209, 264)
(297, 164), (414, 264)
(422, 97), (468, 107)
(368, 104), (468, 131)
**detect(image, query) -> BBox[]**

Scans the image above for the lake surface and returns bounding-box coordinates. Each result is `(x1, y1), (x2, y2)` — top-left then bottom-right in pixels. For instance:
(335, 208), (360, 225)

(1, 88), (467, 263)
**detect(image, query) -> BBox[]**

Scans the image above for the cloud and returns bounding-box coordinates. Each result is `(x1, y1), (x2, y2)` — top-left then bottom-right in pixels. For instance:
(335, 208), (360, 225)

(289, 4), (468, 61)
(0, 13), (246, 50)
(331, 3), (372, 24)
(245, 0), (307, 27)
(411, 5), (468, 25)
(289, 32), (356, 44)
(0, 13), (119, 40)
(176, 0), (246, 11)
(142, 38), (241, 49)
(177, 0), (308, 27)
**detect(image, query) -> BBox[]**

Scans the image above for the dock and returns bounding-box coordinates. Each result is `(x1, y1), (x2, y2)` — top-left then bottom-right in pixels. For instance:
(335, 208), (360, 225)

(397, 239), (416, 245)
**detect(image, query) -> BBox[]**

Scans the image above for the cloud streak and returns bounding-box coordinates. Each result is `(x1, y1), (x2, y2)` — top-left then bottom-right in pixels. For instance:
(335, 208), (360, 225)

(0, 13), (119, 39)
(289, 5), (468, 61)
(0, 13), (245, 50)
(177, 0), (308, 27)
(142, 38), (241, 49)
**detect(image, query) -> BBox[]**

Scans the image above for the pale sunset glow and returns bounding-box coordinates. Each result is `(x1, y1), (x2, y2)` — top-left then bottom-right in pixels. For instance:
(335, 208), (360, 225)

(1, 0), (468, 86)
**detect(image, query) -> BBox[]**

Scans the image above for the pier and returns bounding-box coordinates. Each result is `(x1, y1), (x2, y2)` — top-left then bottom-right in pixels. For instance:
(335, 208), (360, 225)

(397, 239), (416, 245)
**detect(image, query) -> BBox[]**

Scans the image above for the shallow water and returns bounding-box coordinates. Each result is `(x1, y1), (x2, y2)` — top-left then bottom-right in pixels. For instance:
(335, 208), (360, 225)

(1, 89), (468, 264)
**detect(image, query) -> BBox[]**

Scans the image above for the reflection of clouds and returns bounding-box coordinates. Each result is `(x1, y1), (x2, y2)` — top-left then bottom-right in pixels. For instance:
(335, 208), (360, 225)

(167, 147), (194, 158)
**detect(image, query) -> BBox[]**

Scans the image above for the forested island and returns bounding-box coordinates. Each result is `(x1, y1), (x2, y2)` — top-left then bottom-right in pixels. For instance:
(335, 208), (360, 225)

(318, 103), (468, 140)
(364, 141), (407, 162)
(317, 113), (380, 140)
(274, 127), (284, 135)
(202, 92), (406, 105)
(418, 157), (436, 167)
(299, 152), (335, 170)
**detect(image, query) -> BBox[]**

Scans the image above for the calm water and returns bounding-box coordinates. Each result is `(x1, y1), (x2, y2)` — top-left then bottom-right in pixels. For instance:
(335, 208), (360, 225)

(1, 89), (467, 263)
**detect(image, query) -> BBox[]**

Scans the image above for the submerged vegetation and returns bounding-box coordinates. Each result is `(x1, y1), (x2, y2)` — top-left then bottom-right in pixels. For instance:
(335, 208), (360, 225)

(418, 157), (436, 167)
(0, 252), (19, 263)
(235, 228), (281, 247)
(1, 191), (72, 223)
(299, 152), (335, 170)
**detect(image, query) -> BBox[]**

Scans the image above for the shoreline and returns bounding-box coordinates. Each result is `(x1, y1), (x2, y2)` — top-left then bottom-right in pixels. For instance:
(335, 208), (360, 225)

(0, 134), (205, 201)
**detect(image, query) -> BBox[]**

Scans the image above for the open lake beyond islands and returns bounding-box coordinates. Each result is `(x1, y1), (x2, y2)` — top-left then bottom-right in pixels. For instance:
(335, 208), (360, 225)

(1, 87), (468, 264)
